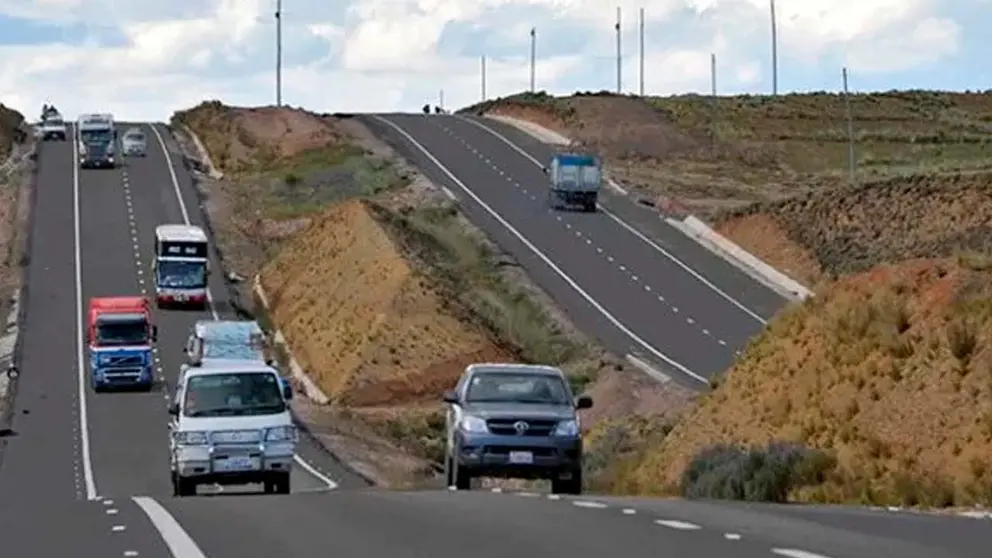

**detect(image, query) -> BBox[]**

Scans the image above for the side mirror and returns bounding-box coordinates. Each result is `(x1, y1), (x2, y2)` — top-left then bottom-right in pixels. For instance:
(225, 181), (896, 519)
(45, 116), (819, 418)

(281, 378), (293, 400)
(167, 403), (179, 416)
(542, 166), (549, 174)
(575, 395), (593, 410)
(442, 389), (459, 404)
(150, 325), (158, 341)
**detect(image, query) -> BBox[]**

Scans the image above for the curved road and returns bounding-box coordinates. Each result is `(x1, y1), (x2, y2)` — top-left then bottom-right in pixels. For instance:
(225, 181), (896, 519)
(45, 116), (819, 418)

(0, 118), (987, 557)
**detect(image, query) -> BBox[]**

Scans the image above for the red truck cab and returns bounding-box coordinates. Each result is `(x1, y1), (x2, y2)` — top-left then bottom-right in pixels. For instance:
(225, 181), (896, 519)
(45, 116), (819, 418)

(87, 296), (157, 346)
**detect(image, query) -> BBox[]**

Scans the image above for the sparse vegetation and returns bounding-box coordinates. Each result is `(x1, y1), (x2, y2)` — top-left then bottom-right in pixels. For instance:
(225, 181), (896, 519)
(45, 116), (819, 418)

(603, 258), (992, 507)
(0, 104), (25, 161)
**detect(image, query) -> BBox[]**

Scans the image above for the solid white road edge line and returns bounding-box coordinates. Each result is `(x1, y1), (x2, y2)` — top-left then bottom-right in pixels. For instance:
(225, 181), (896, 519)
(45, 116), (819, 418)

(147, 123), (339, 490)
(454, 115), (768, 325)
(72, 122), (98, 500)
(132, 496), (208, 558)
(370, 115), (708, 385)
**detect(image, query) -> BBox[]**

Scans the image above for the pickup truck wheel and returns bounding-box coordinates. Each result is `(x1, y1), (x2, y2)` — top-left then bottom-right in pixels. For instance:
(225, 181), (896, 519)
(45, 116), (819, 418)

(453, 460), (472, 490)
(551, 471), (582, 495)
(443, 454), (454, 488)
(264, 472), (291, 494)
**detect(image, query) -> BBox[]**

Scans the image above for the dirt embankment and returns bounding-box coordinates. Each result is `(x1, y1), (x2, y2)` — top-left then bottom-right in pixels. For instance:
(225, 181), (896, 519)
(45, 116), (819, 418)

(609, 256), (992, 507)
(171, 102), (694, 487)
(0, 104), (26, 162)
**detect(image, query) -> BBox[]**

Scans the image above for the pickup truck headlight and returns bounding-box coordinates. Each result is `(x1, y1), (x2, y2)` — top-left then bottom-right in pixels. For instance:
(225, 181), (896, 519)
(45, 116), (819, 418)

(265, 425), (297, 442)
(553, 419), (580, 436)
(174, 431), (209, 445)
(459, 415), (488, 433)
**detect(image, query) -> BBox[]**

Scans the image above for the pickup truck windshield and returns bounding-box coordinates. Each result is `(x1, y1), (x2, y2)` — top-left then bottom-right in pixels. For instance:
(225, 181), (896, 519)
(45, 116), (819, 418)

(125, 133), (145, 142)
(80, 129), (112, 143)
(465, 373), (570, 405)
(157, 260), (206, 288)
(183, 372), (285, 417)
(95, 319), (149, 346)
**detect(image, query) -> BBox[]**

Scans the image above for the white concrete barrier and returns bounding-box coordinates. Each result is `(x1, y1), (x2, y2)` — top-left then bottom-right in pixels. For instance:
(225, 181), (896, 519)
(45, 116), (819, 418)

(252, 276), (331, 405)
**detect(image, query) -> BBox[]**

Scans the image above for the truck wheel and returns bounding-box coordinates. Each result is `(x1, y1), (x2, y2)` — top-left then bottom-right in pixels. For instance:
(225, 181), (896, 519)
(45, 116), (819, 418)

(551, 470), (583, 495)
(453, 459), (472, 490)
(265, 472), (291, 494)
(174, 475), (196, 497)
(583, 201), (596, 212)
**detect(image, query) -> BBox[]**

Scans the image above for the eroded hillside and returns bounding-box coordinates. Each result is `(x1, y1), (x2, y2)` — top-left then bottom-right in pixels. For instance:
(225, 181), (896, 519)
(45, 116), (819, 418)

(613, 256), (992, 506)
(0, 104), (25, 161)
(171, 101), (693, 486)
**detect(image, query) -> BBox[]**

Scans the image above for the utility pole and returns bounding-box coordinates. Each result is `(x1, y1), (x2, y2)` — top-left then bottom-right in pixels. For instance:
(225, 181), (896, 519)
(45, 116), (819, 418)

(481, 55), (487, 102)
(711, 53), (717, 96)
(529, 27), (536, 92)
(615, 7), (622, 93)
(769, 0), (778, 95)
(842, 67), (856, 185)
(638, 8), (645, 96)
(275, 0), (282, 106)
(439, 89), (444, 112)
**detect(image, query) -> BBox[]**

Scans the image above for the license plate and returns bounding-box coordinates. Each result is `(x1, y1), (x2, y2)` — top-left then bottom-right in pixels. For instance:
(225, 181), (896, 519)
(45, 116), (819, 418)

(176, 293), (188, 302)
(509, 451), (533, 464)
(215, 456), (256, 471)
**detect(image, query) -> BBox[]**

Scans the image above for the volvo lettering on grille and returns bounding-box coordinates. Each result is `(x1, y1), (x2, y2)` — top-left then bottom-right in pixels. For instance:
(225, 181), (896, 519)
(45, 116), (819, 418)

(109, 355), (142, 366)
(513, 421), (530, 435)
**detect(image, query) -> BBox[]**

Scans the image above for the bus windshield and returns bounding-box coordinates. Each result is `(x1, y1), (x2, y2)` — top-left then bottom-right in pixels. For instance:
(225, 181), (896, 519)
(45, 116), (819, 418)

(95, 319), (149, 346)
(156, 260), (206, 289)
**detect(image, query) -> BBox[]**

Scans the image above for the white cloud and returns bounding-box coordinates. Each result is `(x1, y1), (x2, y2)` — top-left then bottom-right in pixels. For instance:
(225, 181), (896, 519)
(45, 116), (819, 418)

(0, 0), (970, 120)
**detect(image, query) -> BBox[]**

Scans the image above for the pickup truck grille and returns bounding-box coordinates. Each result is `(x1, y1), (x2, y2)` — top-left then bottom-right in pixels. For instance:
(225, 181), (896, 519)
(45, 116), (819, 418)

(210, 429), (262, 444)
(486, 419), (556, 436)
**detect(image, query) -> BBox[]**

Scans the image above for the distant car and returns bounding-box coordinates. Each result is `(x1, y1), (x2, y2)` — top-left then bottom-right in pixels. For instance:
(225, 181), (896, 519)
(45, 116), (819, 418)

(442, 363), (592, 494)
(39, 109), (67, 141)
(121, 127), (147, 156)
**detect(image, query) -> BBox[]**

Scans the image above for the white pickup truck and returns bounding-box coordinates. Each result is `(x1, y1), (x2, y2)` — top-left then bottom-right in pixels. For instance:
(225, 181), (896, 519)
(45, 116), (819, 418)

(39, 108), (67, 141)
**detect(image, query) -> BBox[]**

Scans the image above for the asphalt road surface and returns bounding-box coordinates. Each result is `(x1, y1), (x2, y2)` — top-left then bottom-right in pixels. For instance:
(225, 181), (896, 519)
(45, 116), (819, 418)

(361, 113), (786, 386)
(0, 119), (988, 557)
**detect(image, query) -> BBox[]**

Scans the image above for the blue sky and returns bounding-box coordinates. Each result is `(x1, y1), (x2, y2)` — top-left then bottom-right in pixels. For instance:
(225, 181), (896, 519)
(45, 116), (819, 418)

(0, 0), (986, 120)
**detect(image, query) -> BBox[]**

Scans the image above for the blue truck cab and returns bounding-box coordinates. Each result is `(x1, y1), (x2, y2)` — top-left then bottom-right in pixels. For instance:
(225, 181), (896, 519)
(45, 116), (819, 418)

(88, 296), (157, 391)
(545, 153), (602, 212)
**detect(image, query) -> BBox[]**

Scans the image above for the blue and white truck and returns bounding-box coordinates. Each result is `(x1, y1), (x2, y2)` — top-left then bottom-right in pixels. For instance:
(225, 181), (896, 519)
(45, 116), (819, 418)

(77, 113), (117, 168)
(544, 153), (602, 212)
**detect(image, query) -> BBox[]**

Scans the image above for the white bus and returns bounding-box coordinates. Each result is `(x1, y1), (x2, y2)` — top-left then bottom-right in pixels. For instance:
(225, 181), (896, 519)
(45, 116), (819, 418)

(153, 224), (210, 309)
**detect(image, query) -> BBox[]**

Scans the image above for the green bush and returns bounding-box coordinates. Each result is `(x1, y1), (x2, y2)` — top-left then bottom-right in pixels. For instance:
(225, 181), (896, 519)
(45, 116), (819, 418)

(681, 442), (836, 502)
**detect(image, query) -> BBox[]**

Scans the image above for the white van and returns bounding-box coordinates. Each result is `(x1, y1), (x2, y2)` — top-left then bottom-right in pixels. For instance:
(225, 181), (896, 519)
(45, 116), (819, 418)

(168, 359), (296, 496)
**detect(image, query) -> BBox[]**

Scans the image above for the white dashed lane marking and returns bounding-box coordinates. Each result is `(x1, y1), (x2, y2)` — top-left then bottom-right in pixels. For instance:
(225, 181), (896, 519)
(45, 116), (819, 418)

(434, 124), (737, 352)
(655, 519), (703, 530)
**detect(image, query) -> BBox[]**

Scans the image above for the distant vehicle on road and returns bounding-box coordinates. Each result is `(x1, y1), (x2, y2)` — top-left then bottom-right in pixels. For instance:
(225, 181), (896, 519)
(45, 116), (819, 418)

(38, 106), (67, 141)
(77, 113), (116, 168)
(442, 363), (592, 494)
(545, 152), (601, 212)
(153, 224), (210, 309)
(168, 356), (296, 497)
(121, 127), (147, 156)
(88, 296), (157, 391)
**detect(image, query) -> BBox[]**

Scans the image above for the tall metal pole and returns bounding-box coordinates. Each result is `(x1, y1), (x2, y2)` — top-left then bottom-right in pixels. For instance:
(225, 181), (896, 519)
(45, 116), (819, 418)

(711, 53), (717, 96)
(615, 7), (622, 93)
(529, 27), (536, 92)
(275, 0), (282, 106)
(769, 0), (778, 95)
(638, 8), (644, 96)
(481, 56), (487, 102)
(842, 67), (856, 185)
(439, 89), (444, 112)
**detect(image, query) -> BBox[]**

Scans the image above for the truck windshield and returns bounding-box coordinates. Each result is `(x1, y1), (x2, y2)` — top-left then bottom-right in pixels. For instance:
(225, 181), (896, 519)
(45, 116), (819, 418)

(465, 373), (571, 405)
(156, 260), (206, 288)
(95, 319), (149, 346)
(80, 129), (112, 143)
(183, 372), (285, 417)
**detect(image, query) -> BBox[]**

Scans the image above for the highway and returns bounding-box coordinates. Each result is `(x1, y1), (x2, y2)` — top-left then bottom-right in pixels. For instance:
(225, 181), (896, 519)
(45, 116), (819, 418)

(0, 117), (987, 557)
(362, 113), (787, 385)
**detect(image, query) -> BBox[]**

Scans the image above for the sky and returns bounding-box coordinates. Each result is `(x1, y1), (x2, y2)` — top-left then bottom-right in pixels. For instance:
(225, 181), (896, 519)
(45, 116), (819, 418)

(0, 0), (987, 121)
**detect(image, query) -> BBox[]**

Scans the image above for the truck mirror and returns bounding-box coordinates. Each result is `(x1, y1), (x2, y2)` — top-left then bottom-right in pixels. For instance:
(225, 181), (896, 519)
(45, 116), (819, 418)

(442, 390), (459, 404)
(281, 378), (293, 400)
(150, 325), (158, 341)
(167, 402), (179, 416)
(575, 395), (593, 409)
